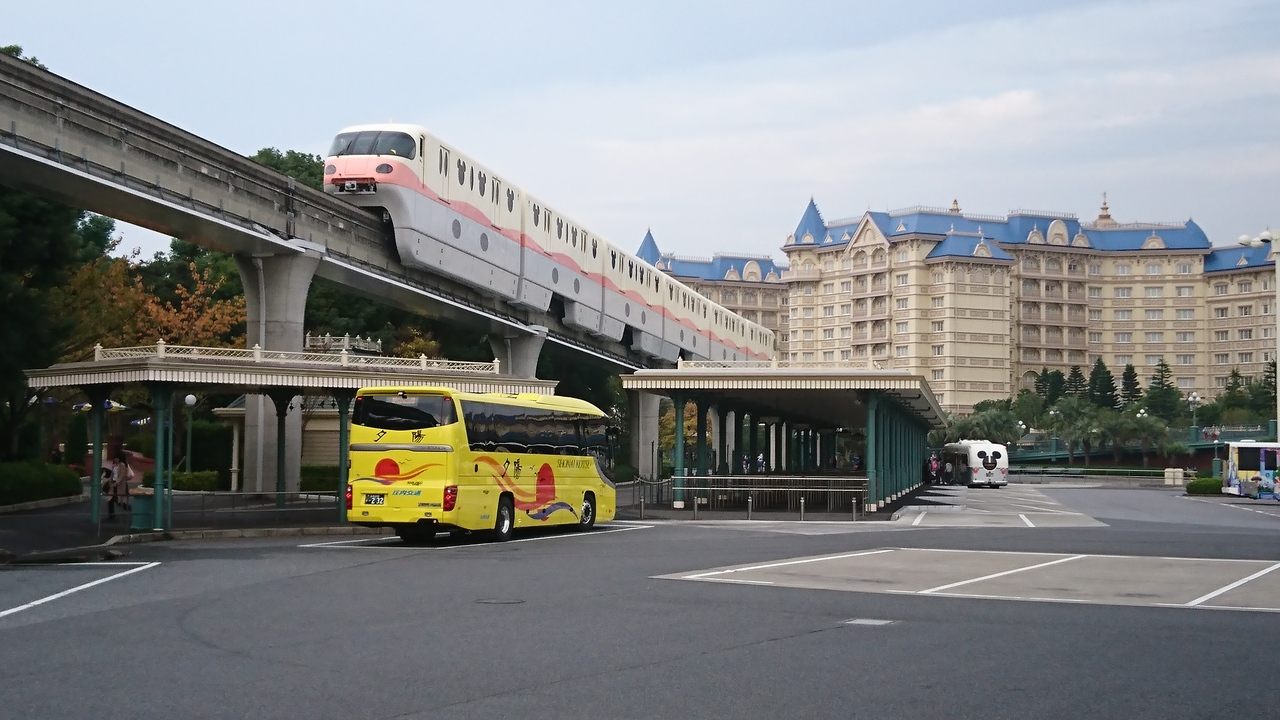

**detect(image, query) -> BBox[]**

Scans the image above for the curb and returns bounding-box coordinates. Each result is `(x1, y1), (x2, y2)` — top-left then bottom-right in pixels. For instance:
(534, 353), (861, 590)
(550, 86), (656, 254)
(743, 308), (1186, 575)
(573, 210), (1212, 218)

(103, 525), (394, 546)
(0, 493), (90, 515)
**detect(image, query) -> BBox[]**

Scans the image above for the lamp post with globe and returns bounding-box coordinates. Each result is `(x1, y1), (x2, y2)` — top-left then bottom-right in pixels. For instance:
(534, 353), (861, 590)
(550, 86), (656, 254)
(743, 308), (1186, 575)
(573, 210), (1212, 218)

(184, 394), (197, 473)
(1187, 392), (1201, 433)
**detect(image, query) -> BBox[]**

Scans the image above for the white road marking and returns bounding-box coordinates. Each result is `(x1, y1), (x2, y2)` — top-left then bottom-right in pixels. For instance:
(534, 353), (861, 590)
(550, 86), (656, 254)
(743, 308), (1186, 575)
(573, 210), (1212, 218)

(0, 562), (161, 619)
(1019, 514), (1036, 527)
(1185, 561), (1280, 607)
(846, 618), (897, 626)
(299, 524), (651, 549)
(680, 548), (896, 580)
(918, 554), (1086, 594)
(1184, 497), (1280, 519)
(298, 536), (396, 548)
(705, 578), (775, 586)
(911, 512), (927, 526)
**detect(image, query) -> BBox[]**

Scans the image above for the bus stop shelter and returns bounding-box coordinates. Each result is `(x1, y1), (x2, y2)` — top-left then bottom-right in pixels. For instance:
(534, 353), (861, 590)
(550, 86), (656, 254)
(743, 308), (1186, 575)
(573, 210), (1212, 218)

(621, 360), (944, 513)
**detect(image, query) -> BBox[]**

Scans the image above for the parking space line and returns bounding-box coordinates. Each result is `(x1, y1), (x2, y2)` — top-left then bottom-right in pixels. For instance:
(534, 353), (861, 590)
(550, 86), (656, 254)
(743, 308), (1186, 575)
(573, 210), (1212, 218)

(299, 524), (651, 549)
(1019, 514), (1036, 527)
(919, 554), (1086, 594)
(1185, 561), (1280, 607)
(681, 548), (896, 580)
(0, 562), (161, 619)
(912, 512), (926, 526)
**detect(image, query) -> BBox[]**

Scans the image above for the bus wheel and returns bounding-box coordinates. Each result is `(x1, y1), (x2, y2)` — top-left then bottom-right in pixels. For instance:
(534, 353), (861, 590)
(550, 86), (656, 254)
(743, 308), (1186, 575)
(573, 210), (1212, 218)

(579, 492), (596, 531)
(492, 497), (514, 542)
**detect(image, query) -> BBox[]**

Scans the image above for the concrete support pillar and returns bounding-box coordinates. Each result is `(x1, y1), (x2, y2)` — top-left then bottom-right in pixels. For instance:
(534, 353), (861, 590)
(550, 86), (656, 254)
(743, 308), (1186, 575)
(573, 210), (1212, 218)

(627, 390), (660, 482)
(695, 398), (709, 477)
(748, 414), (760, 473)
(229, 419), (241, 492)
(672, 394), (686, 508)
(236, 252), (320, 497)
(488, 324), (548, 379)
(716, 408), (728, 474)
(265, 388), (300, 507)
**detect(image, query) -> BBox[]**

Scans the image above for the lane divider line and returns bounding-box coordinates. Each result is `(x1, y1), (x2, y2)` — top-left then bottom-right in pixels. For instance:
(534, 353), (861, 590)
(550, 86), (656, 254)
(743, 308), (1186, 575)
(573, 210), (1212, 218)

(1019, 514), (1036, 528)
(1185, 561), (1280, 607)
(912, 512), (927, 526)
(0, 562), (161, 619)
(918, 554), (1085, 595)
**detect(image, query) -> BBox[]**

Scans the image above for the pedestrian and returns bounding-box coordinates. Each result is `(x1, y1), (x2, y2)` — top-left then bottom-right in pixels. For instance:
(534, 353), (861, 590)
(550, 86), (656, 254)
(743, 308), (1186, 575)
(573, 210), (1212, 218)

(107, 451), (134, 520)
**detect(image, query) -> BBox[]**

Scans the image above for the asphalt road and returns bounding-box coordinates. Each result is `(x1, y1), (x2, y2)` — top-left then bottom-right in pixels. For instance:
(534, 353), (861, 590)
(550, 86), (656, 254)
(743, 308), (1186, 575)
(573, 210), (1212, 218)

(2, 488), (1278, 720)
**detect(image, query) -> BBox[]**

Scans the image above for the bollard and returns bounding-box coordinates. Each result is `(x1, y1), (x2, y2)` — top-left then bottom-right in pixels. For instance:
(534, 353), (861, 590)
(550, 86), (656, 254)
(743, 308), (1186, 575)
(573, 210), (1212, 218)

(639, 492), (645, 521)
(852, 491), (858, 521)
(747, 494), (753, 520)
(800, 496), (806, 522)
(692, 493), (698, 520)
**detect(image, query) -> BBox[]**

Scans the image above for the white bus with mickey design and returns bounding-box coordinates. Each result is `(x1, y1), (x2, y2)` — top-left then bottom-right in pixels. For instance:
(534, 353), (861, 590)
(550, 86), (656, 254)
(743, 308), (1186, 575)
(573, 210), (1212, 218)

(941, 440), (1009, 488)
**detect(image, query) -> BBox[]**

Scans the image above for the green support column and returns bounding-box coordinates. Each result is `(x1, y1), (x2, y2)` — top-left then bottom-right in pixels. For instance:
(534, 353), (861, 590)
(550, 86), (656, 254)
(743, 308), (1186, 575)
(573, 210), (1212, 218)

(335, 390), (355, 523)
(83, 385), (113, 529)
(695, 398), (709, 477)
(866, 393), (878, 512)
(149, 384), (173, 531)
(266, 388), (300, 508)
(732, 410), (744, 474)
(716, 407), (728, 474)
(166, 392), (176, 529)
(748, 414), (759, 473)
(672, 394), (686, 507)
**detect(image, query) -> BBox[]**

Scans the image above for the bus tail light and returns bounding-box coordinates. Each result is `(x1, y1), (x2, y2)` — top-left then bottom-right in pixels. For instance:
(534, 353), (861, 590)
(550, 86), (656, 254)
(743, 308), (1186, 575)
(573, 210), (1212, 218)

(443, 485), (458, 512)
(345, 483), (353, 510)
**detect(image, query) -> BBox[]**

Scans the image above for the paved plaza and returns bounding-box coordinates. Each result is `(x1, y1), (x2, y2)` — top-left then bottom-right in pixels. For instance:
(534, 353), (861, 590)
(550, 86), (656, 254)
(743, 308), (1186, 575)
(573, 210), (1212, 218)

(2, 486), (1279, 720)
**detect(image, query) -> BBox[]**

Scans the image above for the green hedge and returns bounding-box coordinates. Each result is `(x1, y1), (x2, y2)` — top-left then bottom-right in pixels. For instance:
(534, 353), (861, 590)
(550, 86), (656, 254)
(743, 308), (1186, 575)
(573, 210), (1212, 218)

(141, 470), (222, 492)
(301, 465), (340, 492)
(1186, 477), (1223, 495)
(613, 464), (636, 483)
(0, 462), (82, 506)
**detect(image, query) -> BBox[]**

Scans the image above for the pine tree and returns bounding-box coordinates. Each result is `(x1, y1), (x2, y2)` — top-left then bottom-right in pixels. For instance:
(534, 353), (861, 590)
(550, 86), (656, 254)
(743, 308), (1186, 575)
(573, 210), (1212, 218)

(1120, 364), (1143, 406)
(1043, 369), (1066, 405)
(1145, 359), (1182, 423)
(1033, 368), (1050, 399)
(1064, 366), (1087, 397)
(1249, 360), (1277, 421)
(1087, 358), (1119, 409)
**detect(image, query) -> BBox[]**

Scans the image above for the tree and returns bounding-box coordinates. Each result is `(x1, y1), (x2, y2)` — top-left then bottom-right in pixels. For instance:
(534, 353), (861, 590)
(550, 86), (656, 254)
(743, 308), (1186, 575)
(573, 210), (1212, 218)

(0, 45), (46, 69)
(1087, 358), (1119, 410)
(1097, 410), (1134, 463)
(1064, 365), (1087, 397)
(1011, 389), (1045, 431)
(972, 398), (1012, 414)
(1035, 368), (1065, 405)
(1145, 360), (1182, 424)
(132, 262), (247, 347)
(1250, 360), (1277, 422)
(1047, 397), (1097, 465)
(1120, 364), (1143, 406)
(1132, 412), (1169, 467)
(250, 148), (324, 191)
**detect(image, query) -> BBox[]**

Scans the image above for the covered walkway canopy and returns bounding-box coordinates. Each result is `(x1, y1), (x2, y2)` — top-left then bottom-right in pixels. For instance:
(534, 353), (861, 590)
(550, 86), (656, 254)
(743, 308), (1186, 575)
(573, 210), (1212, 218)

(621, 360), (944, 512)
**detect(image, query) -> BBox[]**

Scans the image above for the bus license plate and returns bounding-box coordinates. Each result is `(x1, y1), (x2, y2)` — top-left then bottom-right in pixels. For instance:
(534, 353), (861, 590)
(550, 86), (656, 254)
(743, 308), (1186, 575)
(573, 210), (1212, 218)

(366, 494), (386, 505)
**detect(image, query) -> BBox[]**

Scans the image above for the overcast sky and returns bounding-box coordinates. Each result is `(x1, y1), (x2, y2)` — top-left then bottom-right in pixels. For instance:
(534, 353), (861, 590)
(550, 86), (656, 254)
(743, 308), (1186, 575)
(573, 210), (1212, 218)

(8, 0), (1280, 260)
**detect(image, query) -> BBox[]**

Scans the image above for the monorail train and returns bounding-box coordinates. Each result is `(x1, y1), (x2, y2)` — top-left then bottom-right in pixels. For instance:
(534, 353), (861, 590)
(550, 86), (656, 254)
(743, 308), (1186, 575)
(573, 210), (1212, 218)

(323, 124), (775, 363)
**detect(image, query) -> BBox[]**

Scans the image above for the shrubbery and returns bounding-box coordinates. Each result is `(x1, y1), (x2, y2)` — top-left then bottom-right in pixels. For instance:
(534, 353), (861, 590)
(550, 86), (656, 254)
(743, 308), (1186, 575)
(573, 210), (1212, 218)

(141, 470), (222, 491)
(0, 462), (82, 506)
(300, 465), (340, 492)
(1186, 477), (1223, 495)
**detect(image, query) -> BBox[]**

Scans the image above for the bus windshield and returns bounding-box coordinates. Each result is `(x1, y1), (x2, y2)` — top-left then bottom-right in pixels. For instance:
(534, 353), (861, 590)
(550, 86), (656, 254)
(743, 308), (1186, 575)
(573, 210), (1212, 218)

(352, 394), (457, 431)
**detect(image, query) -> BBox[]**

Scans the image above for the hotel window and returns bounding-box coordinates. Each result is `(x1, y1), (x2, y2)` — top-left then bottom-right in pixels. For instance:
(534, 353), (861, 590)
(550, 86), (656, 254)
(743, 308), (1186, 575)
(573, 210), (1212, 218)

(1265, 327), (1274, 339)
(840, 327), (851, 339)
(932, 344), (944, 356)
(1115, 354), (1133, 365)
(841, 259), (852, 271)
(789, 330), (798, 340)
(1116, 264), (1131, 276)
(1114, 310), (1133, 321)
(1115, 332), (1133, 343)
(896, 250), (908, 262)
(803, 308), (814, 318)
(1239, 282), (1253, 293)
(824, 261), (834, 271)
(1239, 305), (1253, 316)
(840, 281), (852, 292)
(1088, 309), (1103, 321)
(1088, 332), (1102, 343)
(1145, 355), (1163, 365)
(1146, 264), (1162, 275)
(1176, 286), (1193, 297)
(1145, 310), (1164, 320)
(932, 296), (944, 308)
(1177, 263), (1192, 274)
(855, 346), (867, 357)
(896, 322), (908, 334)
(1176, 309), (1194, 320)
(932, 321), (944, 332)
(1215, 376), (1229, 388)
(932, 272), (944, 284)
(932, 370), (944, 381)
(840, 349), (851, 360)
(1177, 378), (1195, 389)
(1264, 303), (1272, 315)
(1215, 284), (1228, 295)
(822, 283), (835, 294)
(896, 274), (908, 286)
(1144, 287), (1163, 298)
(1214, 307), (1229, 318)
(896, 345), (908, 357)
(823, 351), (835, 361)
(1240, 352), (1255, 363)
(896, 298), (908, 310)
(1145, 332), (1164, 343)
(1115, 287), (1132, 298)
(1089, 286), (1102, 298)
(1214, 330), (1229, 341)
(1239, 329), (1253, 340)
(790, 307), (798, 319)
(802, 330), (814, 341)
(823, 306), (835, 317)
(822, 328), (834, 340)
(1088, 264), (1101, 276)
(804, 285), (815, 296)
(1266, 280), (1274, 290)
(840, 304), (851, 315)
(1176, 332), (1194, 343)
(1176, 354), (1194, 365)
(802, 352), (814, 361)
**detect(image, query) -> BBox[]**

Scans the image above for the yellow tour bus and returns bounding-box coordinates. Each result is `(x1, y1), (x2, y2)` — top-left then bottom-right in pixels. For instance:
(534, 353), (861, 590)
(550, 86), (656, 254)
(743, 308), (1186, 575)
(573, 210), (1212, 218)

(345, 386), (618, 543)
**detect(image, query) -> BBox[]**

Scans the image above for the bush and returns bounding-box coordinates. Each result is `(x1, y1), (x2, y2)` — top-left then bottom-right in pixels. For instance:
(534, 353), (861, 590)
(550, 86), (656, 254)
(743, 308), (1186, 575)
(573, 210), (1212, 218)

(613, 464), (636, 483)
(1186, 477), (1222, 495)
(0, 462), (82, 506)
(300, 465), (340, 492)
(141, 470), (222, 491)
(65, 412), (88, 471)
(125, 433), (156, 459)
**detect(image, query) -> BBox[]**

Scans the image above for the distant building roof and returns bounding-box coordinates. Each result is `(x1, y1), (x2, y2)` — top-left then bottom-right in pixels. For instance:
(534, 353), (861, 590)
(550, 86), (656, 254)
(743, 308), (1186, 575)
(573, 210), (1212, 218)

(1204, 244), (1275, 273)
(637, 232), (787, 282)
(926, 233), (1015, 262)
(636, 229), (661, 265)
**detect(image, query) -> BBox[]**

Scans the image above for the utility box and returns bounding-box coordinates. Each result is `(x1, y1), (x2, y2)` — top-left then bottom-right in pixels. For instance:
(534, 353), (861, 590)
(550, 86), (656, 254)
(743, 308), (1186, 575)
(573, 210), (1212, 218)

(1163, 468), (1188, 486)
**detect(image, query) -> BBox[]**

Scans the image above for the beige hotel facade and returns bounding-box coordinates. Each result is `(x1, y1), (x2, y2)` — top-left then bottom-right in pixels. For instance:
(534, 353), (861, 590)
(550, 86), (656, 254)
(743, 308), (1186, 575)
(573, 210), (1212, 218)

(640, 200), (1277, 414)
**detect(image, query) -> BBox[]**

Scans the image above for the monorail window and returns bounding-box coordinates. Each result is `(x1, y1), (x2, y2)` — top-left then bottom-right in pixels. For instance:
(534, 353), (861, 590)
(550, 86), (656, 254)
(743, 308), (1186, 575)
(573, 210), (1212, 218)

(329, 131), (417, 160)
(353, 394), (457, 431)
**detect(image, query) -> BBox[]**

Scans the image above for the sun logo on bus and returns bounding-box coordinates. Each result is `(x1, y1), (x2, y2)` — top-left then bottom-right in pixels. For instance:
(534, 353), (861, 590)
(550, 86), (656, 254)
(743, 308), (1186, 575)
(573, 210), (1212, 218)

(365, 458), (441, 485)
(476, 456), (576, 522)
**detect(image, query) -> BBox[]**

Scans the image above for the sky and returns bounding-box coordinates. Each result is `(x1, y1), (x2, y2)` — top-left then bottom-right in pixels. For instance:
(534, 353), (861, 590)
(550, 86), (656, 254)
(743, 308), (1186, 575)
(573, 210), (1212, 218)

(8, 0), (1280, 261)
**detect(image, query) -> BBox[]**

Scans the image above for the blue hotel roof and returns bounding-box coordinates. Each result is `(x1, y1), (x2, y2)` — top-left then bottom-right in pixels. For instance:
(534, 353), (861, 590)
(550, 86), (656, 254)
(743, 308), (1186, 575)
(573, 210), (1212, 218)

(1203, 244), (1275, 273)
(636, 230), (787, 282)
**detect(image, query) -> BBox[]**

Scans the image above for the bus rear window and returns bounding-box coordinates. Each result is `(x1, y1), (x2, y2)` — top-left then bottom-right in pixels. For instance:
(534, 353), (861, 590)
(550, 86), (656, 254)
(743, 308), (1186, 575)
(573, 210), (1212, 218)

(353, 394), (456, 431)
(328, 131), (417, 159)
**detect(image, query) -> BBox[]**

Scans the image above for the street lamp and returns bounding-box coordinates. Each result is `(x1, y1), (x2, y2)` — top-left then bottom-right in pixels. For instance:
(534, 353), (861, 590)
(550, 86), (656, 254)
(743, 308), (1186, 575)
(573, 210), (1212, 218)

(184, 394), (197, 473)
(1187, 391), (1201, 428)
(1136, 407), (1149, 421)
(1239, 230), (1278, 427)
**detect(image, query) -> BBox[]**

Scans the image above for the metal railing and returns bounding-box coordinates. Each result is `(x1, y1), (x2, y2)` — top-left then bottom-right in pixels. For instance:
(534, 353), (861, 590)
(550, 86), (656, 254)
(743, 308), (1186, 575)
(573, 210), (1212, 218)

(93, 340), (499, 374)
(676, 358), (890, 371)
(631, 475), (868, 519)
(120, 489), (341, 530)
(305, 332), (382, 354)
